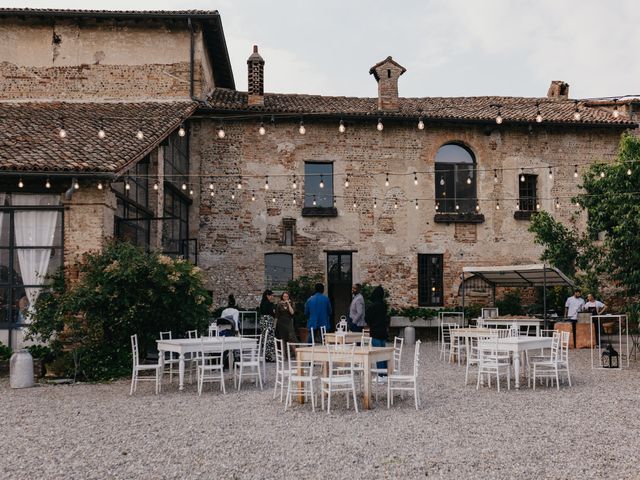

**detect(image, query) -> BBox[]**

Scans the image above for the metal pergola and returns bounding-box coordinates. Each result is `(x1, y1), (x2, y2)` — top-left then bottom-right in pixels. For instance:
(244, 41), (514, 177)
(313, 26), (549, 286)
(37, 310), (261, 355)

(461, 263), (575, 325)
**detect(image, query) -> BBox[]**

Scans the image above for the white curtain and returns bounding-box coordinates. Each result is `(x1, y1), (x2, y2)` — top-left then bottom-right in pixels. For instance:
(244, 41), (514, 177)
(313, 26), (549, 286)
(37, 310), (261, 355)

(13, 194), (60, 317)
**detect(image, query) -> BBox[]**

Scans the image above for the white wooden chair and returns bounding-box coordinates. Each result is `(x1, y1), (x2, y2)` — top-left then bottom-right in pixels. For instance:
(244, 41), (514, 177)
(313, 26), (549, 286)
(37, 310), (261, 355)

(530, 331), (571, 389)
(321, 344), (359, 413)
(387, 340), (421, 410)
(130, 334), (162, 395)
(197, 337), (226, 395)
(273, 338), (294, 402)
(448, 324), (466, 365)
(476, 330), (511, 391)
(284, 342), (318, 412)
(159, 331), (180, 383)
(320, 326), (327, 344)
(186, 329), (200, 383)
(372, 336), (403, 400)
(465, 332), (495, 386)
(234, 336), (263, 391)
(243, 332), (267, 382)
(439, 322), (456, 361)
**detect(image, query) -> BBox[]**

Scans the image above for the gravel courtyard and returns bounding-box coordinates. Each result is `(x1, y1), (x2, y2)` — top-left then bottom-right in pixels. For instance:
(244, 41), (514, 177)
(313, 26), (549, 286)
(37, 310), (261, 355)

(2, 342), (639, 480)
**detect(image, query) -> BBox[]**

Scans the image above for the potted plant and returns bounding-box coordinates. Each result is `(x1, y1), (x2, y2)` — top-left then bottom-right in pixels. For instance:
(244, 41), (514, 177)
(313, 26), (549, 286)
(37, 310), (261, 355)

(0, 341), (12, 375)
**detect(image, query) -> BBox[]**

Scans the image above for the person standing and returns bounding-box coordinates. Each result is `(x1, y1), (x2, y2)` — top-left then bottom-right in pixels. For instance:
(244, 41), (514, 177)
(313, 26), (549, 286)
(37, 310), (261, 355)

(259, 289), (276, 361)
(304, 283), (332, 343)
(220, 294), (240, 331)
(564, 289), (585, 348)
(275, 292), (298, 353)
(347, 283), (366, 333)
(366, 286), (389, 373)
(584, 293), (607, 344)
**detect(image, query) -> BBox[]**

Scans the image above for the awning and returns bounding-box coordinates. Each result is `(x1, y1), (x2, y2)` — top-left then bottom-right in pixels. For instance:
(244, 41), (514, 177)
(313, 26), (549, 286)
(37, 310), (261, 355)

(462, 264), (574, 288)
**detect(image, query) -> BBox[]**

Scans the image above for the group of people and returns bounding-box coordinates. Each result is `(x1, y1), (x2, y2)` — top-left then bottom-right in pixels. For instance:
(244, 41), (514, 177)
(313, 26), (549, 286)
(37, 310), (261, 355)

(218, 283), (389, 363)
(564, 289), (607, 344)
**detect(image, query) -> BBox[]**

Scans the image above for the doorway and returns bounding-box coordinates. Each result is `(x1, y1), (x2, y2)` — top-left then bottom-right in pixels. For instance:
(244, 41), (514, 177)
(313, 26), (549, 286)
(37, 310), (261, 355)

(327, 252), (352, 330)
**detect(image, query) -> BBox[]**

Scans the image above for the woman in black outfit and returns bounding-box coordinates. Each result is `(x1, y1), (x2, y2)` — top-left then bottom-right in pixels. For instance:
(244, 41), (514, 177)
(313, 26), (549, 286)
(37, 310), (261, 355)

(366, 285), (389, 371)
(275, 291), (298, 356)
(259, 289), (276, 361)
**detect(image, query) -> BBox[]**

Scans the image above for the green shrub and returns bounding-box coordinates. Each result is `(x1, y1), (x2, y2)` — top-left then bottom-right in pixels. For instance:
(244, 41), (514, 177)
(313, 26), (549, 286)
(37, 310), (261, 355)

(27, 241), (212, 381)
(496, 290), (523, 316)
(0, 342), (12, 361)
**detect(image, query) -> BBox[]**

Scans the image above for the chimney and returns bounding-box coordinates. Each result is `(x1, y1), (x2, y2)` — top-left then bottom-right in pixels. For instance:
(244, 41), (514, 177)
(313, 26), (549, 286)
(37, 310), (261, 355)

(547, 80), (570, 99)
(369, 56), (406, 111)
(247, 45), (265, 106)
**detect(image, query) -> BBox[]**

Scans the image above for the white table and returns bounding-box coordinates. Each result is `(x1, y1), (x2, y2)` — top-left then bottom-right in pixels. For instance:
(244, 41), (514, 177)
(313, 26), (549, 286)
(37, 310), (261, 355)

(157, 337), (257, 390)
(477, 318), (544, 336)
(478, 336), (553, 389)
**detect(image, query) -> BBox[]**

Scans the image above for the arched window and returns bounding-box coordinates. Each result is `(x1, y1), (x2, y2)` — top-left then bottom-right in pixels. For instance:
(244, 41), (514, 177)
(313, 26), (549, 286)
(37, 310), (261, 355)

(435, 143), (477, 213)
(264, 253), (293, 290)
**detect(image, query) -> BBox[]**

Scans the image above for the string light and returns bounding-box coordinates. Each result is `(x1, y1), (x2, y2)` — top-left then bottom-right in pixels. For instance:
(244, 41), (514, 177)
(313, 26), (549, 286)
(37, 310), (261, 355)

(417, 116), (425, 130)
(208, 182), (214, 190)
(575, 200), (580, 207)
(435, 201), (439, 211)
(377, 118), (384, 131)
(312, 195), (317, 206)
(292, 196), (297, 205)
(251, 191), (256, 201)
(415, 199), (419, 209)
(264, 176), (269, 190)
(125, 179), (131, 190)
(439, 177), (445, 186)
(535, 102), (543, 123)
(259, 122), (266, 136)
(319, 175), (324, 189)
(536, 201), (540, 210)
(494, 170), (498, 183)
(385, 173), (389, 187)
(414, 172), (418, 186)
(548, 167), (553, 180)
(520, 168), (525, 182)
(555, 198), (560, 209)
(299, 119), (306, 135)
(455, 203), (460, 211)
(181, 182), (187, 190)
(189, 187), (194, 196)
(136, 129), (144, 140)
(495, 106), (503, 125)
(613, 99), (620, 119)
(627, 167), (632, 176)
(475, 202), (480, 212)
(153, 181), (159, 191)
(58, 119), (67, 138)
(600, 171), (605, 178)
(18, 178), (24, 188)
(344, 174), (350, 188)
(98, 119), (106, 139)
(178, 124), (186, 137)
(97, 181), (103, 190)
(573, 100), (581, 121)
(333, 197), (337, 208)
(339, 119), (346, 133)
(394, 199), (398, 209)
(292, 176), (297, 189)
(466, 175), (472, 185)
(231, 192), (235, 200)
(373, 197), (377, 209)
(353, 197), (357, 208)
(515, 200), (520, 210)
(495, 200), (500, 210)
(574, 165), (578, 178)
(45, 177), (51, 189)
(237, 177), (243, 190)
(74, 179), (80, 190)
(271, 197), (276, 203)
(210, 190), (215, 197)
(217, 125), (225, 139)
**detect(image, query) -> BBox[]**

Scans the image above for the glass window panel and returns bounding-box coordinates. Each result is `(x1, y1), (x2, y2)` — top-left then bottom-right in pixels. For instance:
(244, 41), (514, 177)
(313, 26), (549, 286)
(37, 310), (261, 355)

(265, 253), (293, 290)
(435, 144), (476, 213)
(0, 212), (9, 247)
(418, 254), (444, 307)
(0, 249), (10, 284)
(434, 144), (474, 164)
(304, 162), (333, 208)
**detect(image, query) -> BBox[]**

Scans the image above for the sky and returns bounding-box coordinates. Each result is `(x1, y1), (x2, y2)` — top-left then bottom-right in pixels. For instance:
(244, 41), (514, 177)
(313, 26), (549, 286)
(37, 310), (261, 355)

(4, 0), (640, 100)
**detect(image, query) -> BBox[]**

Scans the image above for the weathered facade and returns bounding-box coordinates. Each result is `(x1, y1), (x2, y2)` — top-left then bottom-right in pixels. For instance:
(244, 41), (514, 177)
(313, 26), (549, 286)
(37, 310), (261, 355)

(0, 8), (638, 345)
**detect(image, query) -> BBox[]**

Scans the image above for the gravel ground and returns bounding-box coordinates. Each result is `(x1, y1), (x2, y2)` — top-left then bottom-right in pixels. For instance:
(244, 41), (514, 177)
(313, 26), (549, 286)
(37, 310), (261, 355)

(2, 342), (640, 480)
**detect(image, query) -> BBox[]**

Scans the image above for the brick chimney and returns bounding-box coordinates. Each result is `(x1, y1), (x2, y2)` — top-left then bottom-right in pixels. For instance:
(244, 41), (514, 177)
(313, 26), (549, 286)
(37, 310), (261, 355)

(547, 80), (570, 99)
(247, 45), (265, 106)
(369, 56), (406, 111)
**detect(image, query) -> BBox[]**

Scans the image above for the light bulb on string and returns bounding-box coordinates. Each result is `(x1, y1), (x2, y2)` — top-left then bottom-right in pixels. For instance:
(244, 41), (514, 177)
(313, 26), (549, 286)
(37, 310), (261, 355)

(435, 202), (439, 211)
(548, 167), (553, 180)
(181, 182), (187, 191)
(475, 202), (480, 212)
(373, 198), (377, 209)
(333, 197), (337, 208)
(573, 100), (581, 121)
(415, 199), (419, 210)
(613, 99), (620, 119)
(264, 176), (269, 190)
(455, 204), (460, 211)
(338, 119), (346, 133)
(385, 173), (390, 187)
(520, 168), (525, 182)
(494, 170), (498, 183)
(344, 174), (349, 188)
(515, 200), (520, 210)
(377, 118), (384, 131)
(495, 106), (503, 125)
(97, 181), (103, 190)
(259, 122), (266, 136)
(299, 119), (306, 135)
(574, 165), (579, 178)
(58, 120), (67, 138)
(272, 197), (276, 203)
(535, 102), (543, 123)
(575, 200), (581, 207)
(153, 181), (159, 191)
(125, 179), (131, 191)
(353, 197), (357, 209)
(74, 180), (80, 190)
(417, 116), (424, 130)
(210, 190), (215, 197)
(237, 177), (243, 190)
(536, 202), (540, 210)
(414, 172), (418, 186)
(189, 188), (194, 196)
(98, 120), (106, 139)
(45, 177), (51, 189)
(18, 178), (24, 188)
(231, 192), (235, 200)
(292, 176), (297, 189)
(312, 195), (317, 207)
(208, 182), (214, 190)
(178, 124), (186, 137)
(394, 199), (398, 209)
(555, 198), (560, 209)
(292, 196), (297, 205)
(217, 126), (225, 139)
(136, 129), (144, 140)
(600, 171), (605, 178)
(495, 200), (500, 210)
(627, 167), (632, 176)
(319, 175), (324, 189)
(251, 191), (256, 202)
(466, 176), (472, 185)
(439, 177), (445, 186)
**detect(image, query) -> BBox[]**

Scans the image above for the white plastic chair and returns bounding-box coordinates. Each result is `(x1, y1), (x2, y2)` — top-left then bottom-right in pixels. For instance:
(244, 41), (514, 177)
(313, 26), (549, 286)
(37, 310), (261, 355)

(321, 344), (359, 413)
(130, 334), (162, 395)
(234, 337), (263, 391)
(159, 331), (180, 383)
(387, 340), (421, 410)
(284, 342), (318, 412)
(476, 331), (511, 391)
(197, 337), (226, 395)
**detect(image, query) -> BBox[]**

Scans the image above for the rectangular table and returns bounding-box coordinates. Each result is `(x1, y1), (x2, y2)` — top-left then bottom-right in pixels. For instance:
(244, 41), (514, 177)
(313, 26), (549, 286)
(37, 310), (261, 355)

(324, 332), (364, 345)
(295, 345), (395, 409)
(157, 337), (257, 390)
(478, 336), (554, 389)
(477, 318), (544, 336)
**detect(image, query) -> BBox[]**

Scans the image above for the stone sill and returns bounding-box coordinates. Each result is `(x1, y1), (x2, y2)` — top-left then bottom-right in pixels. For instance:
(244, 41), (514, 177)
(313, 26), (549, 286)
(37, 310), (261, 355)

(301, 207), (338, 217)
(514, 210), (537, 220)
(433, 212), (485, 224)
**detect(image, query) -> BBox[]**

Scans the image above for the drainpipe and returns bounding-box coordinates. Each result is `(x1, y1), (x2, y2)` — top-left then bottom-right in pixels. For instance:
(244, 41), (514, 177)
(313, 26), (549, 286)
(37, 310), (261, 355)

(188, 17), (195, 100)
(64, 177), (78, 201)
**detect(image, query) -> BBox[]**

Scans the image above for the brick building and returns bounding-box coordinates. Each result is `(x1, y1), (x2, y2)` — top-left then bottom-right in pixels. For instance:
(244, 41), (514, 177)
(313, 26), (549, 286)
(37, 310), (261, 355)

(0, 8), (638, 345)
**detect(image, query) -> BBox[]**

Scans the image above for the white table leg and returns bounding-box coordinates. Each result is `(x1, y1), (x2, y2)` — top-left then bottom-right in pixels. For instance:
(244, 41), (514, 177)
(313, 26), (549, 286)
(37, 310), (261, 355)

(513, 351), (521, 389)
(363, 360), (371, 410)
(178, 353), (186, 390)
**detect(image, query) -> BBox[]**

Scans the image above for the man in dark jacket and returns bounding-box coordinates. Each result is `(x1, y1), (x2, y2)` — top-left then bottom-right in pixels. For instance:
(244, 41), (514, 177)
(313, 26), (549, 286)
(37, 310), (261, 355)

(366, 285), (389, 371)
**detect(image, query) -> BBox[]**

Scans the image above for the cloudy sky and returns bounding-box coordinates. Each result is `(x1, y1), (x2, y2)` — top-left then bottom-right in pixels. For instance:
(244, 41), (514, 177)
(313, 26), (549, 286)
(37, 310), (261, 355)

(5, 0), (639, 99)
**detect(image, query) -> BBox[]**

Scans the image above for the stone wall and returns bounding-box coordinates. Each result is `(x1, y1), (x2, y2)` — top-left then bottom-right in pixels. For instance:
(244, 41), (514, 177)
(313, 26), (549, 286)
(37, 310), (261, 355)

(193, 118), (624, 309)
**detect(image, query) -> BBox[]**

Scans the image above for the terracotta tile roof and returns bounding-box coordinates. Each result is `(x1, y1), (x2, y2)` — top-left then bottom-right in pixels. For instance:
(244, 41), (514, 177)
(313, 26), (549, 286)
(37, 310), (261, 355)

(0, 9), (220, 19)
(0, 101), (197, 174)
(206, 89), (636, 126)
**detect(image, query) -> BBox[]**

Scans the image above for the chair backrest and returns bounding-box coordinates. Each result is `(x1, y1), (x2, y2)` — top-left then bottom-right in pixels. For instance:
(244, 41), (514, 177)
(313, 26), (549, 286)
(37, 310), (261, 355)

(187, 329), (198, 339)
(496, 328), (511, 339)
(559, 331), (569, 362)
(238, 336), (259, 362)
(393, 336), (404, 370)
(274, 338), (285, 371)
(337, 316), (348, 332)
(159, 331), (172, 340)
(131, 334), (140, 367)
(199, 336), (224, 363)
(326, 343), (355, 378)
(412, 340), (422, 376)
(360, 335), (372, 348)
(208, 324), (220, 337)
(442, 323), (458, 342)
(509, 325), (520, 337)
(287, 342), (314, 377)
(320, 326), (327, 344)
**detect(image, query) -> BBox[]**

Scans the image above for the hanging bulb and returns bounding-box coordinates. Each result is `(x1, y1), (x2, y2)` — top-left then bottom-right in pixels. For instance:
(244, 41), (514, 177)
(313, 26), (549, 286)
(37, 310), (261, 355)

(394, 199), (398, 209)
(494, 170), (498, 183)
(251, 191), (256, 202)
(264, 176), (269, 190)
(495, 201), (500, 210)
(495, 107), (503, 125)
(475, 202), (480, 212)
(333, 197), (337, 208)
(353, 198), (357, 208)
(435, 202), (439, 211)
(536, 202), (540, 210)
(600, 171), (605, 178)
(515, 200), (520, 210)
(555, 198), (560, 209)
(627, 167), (632, 176)
(466, 176), (472, 185)
(18, 178), (24, 188)
(439, 177), (445, 186)
(520, 168), (525, 182)
(415, 200), (419, 210)
(385, 173), (390, 187)
(417, 117), (424, 130)
(272, 197), (276, 203)
(574, 166), (578, 178)
(548, 167), (553, 180)
(217, 126), (225, 139)
(292, 176), (297, 189)
(178, 124), (186, 137)
(208, 182), (214, 190)
(136, 130), (144, 140)
(344, 175), (349, 188)
(319, 175), (324, 189)
(573, 101), (581, 121)
(125, 180), (131, 191)
(189, 188), (194, 196)
(292, 196), (297, 205)
(259, 122), (266, 136)
(237, 177), (242, 190)
(613, 107), (620, 119)
(377, 118), (384, 131)
(210, 190), (215, 197)
(535, 102), (542, 123)
(181, 183), (187, 190)
(373, 198), (377, 209)
(97, 181), (103, 190)
(299, 119), (306, 135)
(313, 195), (317, 206)
(414, 172), (418, 186)
(153, 181), (159, 191)
(74, 180), (80, 190)
(338, 119), (346, 133)
(575, 200), (581, 207)
(59, 126), (67, 138)
(45, 178), (51, 189)
(231, 192), (235, 200)
(455, 203), (460, 211)
(98, 128), (106, 139)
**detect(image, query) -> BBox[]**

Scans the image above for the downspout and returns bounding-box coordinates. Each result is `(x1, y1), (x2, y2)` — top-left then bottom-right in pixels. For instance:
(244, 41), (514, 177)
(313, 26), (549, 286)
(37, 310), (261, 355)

(188, 17), (195, 100)
(64, 177), (78, 201)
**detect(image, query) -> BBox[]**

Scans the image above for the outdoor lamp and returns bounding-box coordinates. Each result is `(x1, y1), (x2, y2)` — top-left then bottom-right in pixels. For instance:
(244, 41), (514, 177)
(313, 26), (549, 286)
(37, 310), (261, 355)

(601, 344), (619, 368)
